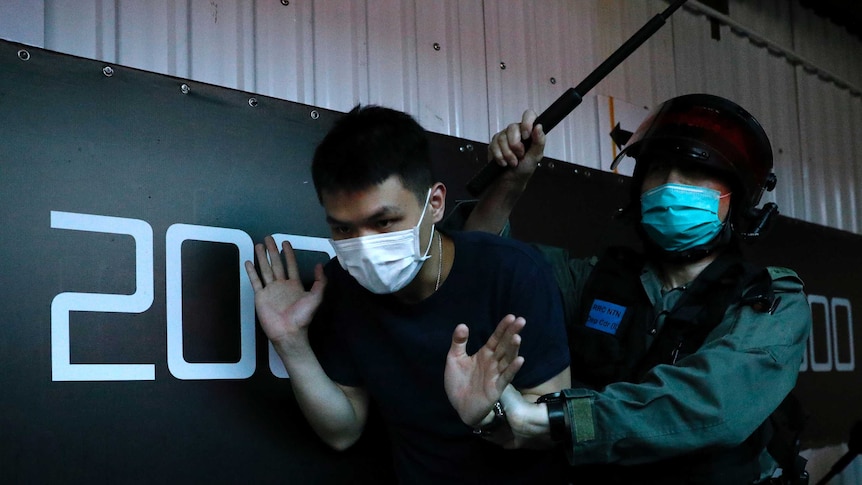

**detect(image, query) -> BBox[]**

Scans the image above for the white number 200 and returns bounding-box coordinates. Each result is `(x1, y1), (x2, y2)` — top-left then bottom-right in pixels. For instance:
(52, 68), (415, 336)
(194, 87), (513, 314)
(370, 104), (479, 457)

(50, 210), (333, 382)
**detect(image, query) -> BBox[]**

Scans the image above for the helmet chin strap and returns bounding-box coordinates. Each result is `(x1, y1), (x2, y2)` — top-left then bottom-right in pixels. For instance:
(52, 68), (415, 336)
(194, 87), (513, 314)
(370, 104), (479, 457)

(740, 202), (779, 241)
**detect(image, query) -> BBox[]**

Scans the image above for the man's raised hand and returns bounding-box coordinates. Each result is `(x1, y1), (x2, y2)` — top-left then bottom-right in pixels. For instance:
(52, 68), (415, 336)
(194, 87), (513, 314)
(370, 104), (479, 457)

(444, 314), (526, 426)
(244, 236), (326, 350)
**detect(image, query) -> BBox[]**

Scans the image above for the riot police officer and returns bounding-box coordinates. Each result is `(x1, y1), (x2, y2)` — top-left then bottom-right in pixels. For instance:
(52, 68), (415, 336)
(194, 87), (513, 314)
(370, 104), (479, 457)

(445, 94), (812, 484)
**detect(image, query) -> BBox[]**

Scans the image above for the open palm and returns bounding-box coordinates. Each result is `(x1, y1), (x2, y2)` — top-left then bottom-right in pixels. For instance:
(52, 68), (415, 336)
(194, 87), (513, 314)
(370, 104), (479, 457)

(444, 315), (525, 426)
(244, 236), (326, 348)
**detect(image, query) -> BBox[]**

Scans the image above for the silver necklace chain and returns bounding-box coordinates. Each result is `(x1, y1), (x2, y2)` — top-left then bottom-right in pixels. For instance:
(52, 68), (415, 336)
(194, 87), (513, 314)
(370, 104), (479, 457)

(435, 232), (443, 291)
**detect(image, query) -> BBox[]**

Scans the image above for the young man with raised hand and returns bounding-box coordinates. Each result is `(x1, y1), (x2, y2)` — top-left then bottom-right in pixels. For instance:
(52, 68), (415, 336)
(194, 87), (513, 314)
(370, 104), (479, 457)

(245, 105), (570, 484)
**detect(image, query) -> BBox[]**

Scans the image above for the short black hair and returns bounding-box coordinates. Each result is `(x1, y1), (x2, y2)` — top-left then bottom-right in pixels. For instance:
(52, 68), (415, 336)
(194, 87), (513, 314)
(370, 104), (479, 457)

(311, 105), (434, 203)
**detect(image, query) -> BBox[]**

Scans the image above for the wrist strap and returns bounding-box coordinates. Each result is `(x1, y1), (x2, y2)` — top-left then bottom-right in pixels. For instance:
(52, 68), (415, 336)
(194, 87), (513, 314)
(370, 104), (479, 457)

(538, 392), (570, 446)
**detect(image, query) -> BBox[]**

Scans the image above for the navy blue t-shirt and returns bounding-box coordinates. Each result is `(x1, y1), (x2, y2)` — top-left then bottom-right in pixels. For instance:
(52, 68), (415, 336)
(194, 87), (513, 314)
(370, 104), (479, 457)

(314, 230), (570, 484)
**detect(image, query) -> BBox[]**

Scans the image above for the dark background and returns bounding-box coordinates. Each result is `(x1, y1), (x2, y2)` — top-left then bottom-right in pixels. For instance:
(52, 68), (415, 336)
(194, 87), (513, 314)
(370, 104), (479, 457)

(1, 39), (859, 483)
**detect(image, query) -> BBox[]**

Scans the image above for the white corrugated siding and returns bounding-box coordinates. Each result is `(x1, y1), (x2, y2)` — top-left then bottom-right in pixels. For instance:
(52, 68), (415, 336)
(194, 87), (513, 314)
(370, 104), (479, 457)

(671, 4), (807, 221)
(0, 0), (860, 235)
(1, 0), (862, 481)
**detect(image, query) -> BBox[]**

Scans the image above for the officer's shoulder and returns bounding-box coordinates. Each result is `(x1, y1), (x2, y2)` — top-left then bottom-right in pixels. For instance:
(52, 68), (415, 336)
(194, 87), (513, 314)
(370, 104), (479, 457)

(765, 266), (805, 292)
(455, 229), (517, 247)
(455, 230), (540, 259)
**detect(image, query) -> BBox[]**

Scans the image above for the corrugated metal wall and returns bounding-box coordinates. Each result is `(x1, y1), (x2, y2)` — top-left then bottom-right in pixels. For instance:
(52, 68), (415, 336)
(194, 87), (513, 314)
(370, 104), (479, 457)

(2, 0), (860, 234)
(672, 4), (807, 223)
(1, 0), (861, 482)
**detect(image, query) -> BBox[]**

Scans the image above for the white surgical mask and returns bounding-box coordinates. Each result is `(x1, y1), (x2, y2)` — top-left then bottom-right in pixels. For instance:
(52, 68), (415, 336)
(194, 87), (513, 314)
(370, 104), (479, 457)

(329, 190), (435, 294)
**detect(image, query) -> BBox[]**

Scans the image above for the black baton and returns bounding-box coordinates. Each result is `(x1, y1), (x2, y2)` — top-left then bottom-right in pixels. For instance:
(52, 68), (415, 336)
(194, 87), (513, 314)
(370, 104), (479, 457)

(466, 0), (689, 196)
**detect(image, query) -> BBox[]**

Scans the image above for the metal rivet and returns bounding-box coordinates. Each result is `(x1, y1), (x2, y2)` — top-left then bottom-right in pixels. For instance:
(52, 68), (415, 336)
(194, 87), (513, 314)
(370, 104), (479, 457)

(433, 42), (441, 51)
(281, 0), (289, 5)
(550, 77), (557, 84)
(17, 49), (30, 61)
(102, 66), (114, 77)
(310, 110), (320, 120)
(500, 62), (506, 70)
(459, 144), (474, 153)
(547, 161), (556, 169)
(248, 97), (259, 107)
(180, 83), (190, 95)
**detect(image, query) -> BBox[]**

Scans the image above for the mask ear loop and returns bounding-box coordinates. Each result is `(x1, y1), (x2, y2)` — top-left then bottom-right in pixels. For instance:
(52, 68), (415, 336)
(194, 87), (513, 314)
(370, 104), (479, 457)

(414, 189), (435, 260)
(718, 192), (732, 223)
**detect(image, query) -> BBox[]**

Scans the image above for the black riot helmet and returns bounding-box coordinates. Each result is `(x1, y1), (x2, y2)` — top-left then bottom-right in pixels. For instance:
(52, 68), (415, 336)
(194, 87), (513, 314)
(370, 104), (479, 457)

(611, 93), (778, 244)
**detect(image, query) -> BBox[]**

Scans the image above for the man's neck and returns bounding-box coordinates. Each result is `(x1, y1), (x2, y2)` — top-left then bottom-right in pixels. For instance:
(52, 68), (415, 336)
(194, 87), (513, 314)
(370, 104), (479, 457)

(394, 233), (453, 304)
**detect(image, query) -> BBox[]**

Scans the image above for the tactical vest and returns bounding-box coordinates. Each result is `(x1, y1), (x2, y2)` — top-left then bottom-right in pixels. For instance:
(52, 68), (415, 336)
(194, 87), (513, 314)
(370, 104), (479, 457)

(567, 247), (784, 484)
(568, 246), (775, 389)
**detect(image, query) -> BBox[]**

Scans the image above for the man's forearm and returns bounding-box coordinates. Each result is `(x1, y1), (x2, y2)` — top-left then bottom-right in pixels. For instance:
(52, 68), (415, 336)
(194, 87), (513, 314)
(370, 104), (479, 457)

(509, 401), (552, 437)
(497, 385), (555, 449)
(499, 364), (571, 449)
(274, 341), (367, 451)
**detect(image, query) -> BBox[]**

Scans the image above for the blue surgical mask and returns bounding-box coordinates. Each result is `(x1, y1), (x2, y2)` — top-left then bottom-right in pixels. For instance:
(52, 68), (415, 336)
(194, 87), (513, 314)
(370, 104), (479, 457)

(640, 183), (728, 252)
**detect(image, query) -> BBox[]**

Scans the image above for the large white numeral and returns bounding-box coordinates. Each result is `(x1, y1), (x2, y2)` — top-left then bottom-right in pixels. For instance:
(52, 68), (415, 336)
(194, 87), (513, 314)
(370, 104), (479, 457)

(267, 234), (336, 378)
(166, 224), (255, 380)
(831, 298), (855, 372)
(807, 295), (832, 372)
(50, 211), (155, 381)
(803, 294), (855, 373)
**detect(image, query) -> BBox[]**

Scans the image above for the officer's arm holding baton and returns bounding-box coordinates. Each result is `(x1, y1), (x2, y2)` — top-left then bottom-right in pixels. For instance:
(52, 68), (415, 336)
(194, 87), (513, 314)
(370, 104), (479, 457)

(463, 110), (546, 235)
(450, 112), (559, 448)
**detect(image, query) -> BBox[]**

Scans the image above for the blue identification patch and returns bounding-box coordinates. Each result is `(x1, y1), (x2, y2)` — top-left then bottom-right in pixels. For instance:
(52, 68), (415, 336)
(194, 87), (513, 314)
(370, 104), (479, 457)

(585, 299), (627, 335)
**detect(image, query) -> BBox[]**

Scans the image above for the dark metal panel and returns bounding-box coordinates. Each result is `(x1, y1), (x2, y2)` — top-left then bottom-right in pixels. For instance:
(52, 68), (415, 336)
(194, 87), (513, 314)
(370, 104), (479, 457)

(0, 39), (394, 483)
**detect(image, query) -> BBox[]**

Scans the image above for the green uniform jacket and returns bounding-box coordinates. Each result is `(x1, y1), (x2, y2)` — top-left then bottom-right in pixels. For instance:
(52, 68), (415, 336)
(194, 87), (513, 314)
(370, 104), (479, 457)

(538, 246), (812, 475)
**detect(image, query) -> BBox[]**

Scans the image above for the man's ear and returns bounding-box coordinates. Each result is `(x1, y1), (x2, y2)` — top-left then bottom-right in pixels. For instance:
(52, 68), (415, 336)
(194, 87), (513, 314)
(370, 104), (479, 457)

(429, 182), (447, 223)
